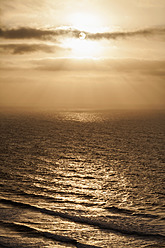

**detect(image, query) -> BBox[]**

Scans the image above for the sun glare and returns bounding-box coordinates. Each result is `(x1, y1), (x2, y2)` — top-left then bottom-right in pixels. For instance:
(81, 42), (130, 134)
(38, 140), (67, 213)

(63, 12), (104, 58)
(63, 37), (102, 58)
(69, 12), (103, 33)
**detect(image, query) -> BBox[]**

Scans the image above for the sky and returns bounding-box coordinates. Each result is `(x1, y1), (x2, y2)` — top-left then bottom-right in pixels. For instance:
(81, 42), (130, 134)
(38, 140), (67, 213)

(0, 0), (165, 110)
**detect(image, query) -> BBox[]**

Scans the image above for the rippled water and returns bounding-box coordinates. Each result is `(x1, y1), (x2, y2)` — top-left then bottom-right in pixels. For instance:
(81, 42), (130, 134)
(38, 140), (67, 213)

(0, 110), (165, 247)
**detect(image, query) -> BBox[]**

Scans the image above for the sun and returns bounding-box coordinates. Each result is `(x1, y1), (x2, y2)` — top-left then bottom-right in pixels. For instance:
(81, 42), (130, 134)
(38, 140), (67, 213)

(62, 12), (103, 58)
(79, 32), (86, 40)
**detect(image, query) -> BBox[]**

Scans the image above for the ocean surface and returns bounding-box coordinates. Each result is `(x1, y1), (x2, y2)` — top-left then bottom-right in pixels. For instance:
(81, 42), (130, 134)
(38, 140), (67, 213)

(0, 109), (164, 248)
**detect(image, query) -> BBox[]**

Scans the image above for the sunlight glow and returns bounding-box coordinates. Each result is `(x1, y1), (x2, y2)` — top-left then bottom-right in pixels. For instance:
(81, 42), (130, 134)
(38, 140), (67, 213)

(69, 12), (103, 33)
(58, 19), (125, 58)
(63, 12), (106, 57)
(63, 38), (102, 58)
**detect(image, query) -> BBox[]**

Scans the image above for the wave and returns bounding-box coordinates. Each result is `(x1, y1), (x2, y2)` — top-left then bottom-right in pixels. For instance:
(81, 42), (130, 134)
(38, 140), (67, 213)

(58, 174), (96, 180)
(18, 191), (96, 207)
(1, 186), (96, 207)
(105, 206), (134, 214)
(0, 239), (11, 248)
(1, 181), (95, 200)
(0, 198), (164, 239)
(105, 206), (160, 219)
(0, 221), (101, 248)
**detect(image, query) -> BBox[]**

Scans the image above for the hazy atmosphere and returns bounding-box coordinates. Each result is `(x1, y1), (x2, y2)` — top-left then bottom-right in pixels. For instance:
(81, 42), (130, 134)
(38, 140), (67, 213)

(0, 0), (165, 110)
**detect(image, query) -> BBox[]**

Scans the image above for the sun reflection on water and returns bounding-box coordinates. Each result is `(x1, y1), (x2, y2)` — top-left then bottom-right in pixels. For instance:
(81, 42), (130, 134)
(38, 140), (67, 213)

(59, 112), (105, 122)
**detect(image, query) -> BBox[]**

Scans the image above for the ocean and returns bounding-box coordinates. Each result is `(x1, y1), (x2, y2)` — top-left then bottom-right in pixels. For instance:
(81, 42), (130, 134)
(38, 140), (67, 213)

(0, 109), (164, 248)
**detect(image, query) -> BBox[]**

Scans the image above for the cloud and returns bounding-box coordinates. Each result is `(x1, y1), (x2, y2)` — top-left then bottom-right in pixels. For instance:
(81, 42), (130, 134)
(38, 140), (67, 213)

(32, 57), (165, 77)
(33, 57), (99, 71)
(86, 27), (165, 40)
(0, 26), (164, 41)
(0, 43), (67, 54)
(136, 0), (165, 8)
(0, 27), (80, 40)
(1, 57), (164, 79)
(0, 0), (45, 14)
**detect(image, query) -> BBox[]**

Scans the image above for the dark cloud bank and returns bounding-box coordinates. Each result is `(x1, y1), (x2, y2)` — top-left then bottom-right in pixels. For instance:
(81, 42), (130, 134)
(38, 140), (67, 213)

(87, 27), (165, 40)
(0, 26), (164, 40)
(0, 27), (80, 40)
